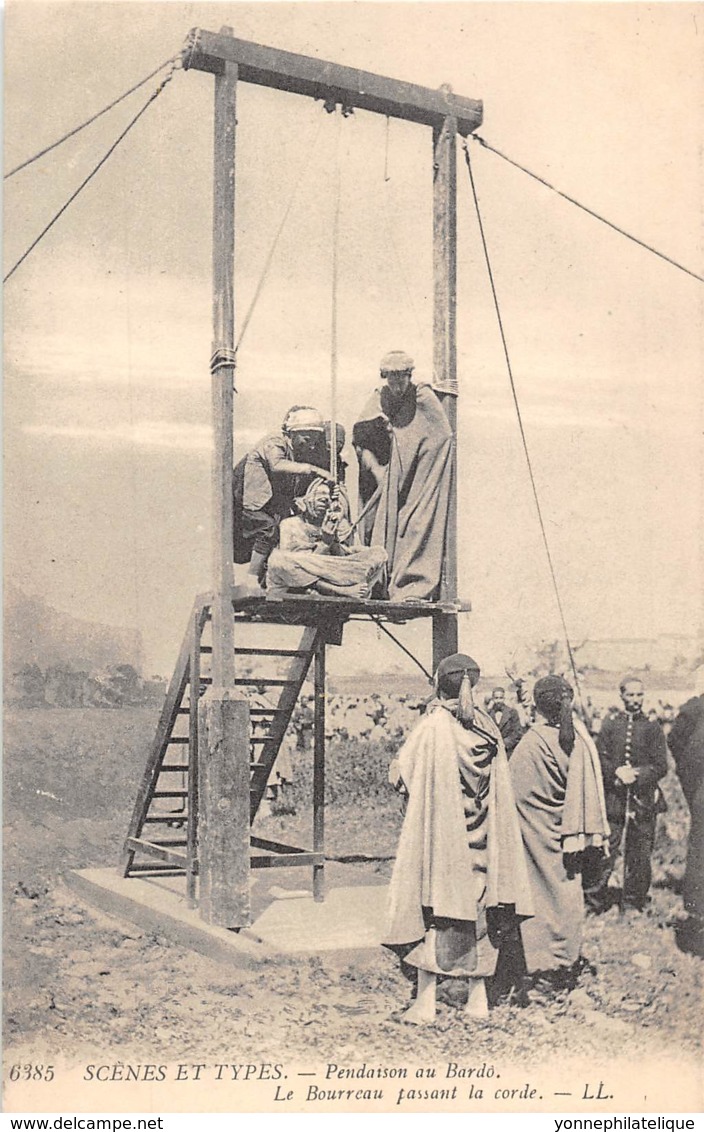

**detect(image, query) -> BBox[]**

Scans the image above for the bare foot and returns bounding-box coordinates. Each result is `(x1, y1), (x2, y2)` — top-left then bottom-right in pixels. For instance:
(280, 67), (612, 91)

(464, 1000), (489, 1019)
(464, 980), (489, 1019)
(232, 580), (266, 600)
(243, 574), (266, 591)
(399, 1002), (436, 1026)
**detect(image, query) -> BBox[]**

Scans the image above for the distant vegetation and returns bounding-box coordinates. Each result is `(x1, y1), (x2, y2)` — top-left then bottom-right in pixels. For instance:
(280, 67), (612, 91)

(6, 663), (165, 709)
(4, 585), (159, 707)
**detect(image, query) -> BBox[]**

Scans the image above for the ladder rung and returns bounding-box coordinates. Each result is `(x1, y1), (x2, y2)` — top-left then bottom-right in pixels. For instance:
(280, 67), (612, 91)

(153, 790), (188, 798)
(160, 764), (189, 772)
(199, 646), (213, 654)
(235, 677), (296, 686)
(250, 707), (286, 715)
(127, 863), (188, 875)
(143, 839), (188, 847)
(177, 708), (190, 715)
(143, 816), (188, 824)
(236, 648), (310, 658)
(250, 736), (271, 743)
(126, 864), (187, 873)
(168, 736), (189, 745)
(126, 837), (188, 865)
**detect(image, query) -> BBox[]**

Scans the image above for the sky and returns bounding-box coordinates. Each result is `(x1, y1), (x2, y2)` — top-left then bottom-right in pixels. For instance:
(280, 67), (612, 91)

(4, 1), (703, 679)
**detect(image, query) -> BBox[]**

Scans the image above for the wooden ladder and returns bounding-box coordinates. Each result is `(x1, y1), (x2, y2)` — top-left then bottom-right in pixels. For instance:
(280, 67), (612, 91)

(120, 599), (321, 903)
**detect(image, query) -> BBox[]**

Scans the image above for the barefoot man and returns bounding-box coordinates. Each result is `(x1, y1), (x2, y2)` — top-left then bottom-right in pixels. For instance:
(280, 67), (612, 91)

(383, 653), (532, 1024)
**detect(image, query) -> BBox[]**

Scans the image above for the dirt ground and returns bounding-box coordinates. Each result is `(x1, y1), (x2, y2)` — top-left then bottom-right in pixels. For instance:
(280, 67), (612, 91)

(3, 707), (702, 1098)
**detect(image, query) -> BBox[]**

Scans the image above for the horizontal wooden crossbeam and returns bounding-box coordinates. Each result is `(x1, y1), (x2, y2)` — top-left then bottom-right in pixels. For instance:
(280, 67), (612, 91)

(184, 28), (483, 135)
(251, 835), (309, 854)
(250, 836), (323, 871)
(126, 837), (189, 866)
(250, 854), (323, 870)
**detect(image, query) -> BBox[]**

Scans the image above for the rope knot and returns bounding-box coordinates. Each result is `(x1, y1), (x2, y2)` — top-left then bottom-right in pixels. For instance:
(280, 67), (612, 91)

(210, 347), (238, 379)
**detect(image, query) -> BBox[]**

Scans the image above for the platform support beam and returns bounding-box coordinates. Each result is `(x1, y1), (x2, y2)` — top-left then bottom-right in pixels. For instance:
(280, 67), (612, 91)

(313, 639), (326, 903)
(211, 41), (237, 687)
(186, 606), (202, 908)
(200, 36), (252, 928)
(432, 113), (459, 670)
(198, 688), (251, 926)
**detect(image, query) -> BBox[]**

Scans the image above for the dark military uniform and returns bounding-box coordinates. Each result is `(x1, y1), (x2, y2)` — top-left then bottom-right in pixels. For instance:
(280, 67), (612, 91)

(490, 702), (525, 756)
(585, 710), (668, 911)
(668, 694), (704, 953)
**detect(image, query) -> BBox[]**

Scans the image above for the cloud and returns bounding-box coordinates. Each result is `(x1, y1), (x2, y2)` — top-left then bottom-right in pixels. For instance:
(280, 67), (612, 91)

(4, 264), (211, 388)
(23, 420), (214, 453)
(467, 400), (629, 433)
(21, 417), (272, 455)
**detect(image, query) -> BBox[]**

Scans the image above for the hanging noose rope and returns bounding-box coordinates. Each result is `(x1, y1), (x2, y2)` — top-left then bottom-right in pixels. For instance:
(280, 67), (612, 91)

(468, 134), (704, 285)
(329, 107), (343, 480)
(4, 62), (180, 285)
(461, 138), (585, 708)
(4, 55), (181, 181)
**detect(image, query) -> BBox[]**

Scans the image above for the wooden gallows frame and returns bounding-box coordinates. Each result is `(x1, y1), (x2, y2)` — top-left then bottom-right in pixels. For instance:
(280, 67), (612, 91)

(121, 27), (482, 930)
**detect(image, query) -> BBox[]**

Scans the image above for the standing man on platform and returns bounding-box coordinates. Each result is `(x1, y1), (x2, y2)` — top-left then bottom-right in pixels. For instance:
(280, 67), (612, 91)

(352, 351), (453, 602)
(232, 406), (335, 595)
(585, 676), (668, 913)
(487, 686), (524, 755)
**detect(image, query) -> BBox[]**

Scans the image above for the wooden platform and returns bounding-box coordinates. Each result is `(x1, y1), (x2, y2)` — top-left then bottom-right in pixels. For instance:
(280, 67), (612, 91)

(226, 589), (471, 625)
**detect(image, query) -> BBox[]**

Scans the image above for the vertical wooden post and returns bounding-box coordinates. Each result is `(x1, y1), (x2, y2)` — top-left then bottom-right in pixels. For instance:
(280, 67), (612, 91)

(211, 47), (237, 688)
(432, 113), (459, 671)
(313, 635), (326, 902)
(198, 684), (251, 925)
(199, 35), (252, 928)
(186, 607), (201, 908)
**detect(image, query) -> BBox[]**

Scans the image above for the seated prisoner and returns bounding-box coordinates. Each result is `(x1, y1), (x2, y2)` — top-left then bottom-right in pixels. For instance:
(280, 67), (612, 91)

(266, 478), (387, 600)
(352, 350), (453, 602)
(232, 406), (335, 595)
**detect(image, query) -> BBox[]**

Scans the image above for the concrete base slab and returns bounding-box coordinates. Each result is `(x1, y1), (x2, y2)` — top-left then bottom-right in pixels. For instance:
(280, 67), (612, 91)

(253, 883), (388, 952)
(67, 866), (389, 967)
